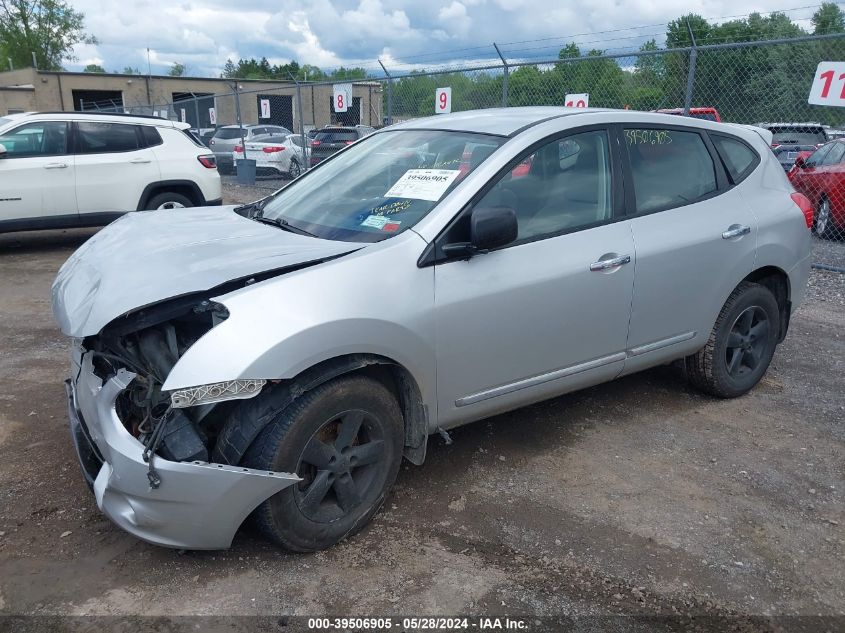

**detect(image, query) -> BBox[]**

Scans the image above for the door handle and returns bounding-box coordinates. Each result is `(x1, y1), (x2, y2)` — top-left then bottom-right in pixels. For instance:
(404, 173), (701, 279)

(590, 254), (631, 271)
(43, 162), (68, 169)
(129, 158), (152, 164)
(722, 224), (751, 239)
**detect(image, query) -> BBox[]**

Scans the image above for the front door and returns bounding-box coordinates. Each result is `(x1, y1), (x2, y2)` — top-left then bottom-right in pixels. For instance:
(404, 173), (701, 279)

(0, 120), (76, 225)
(434, 128), (635, 426)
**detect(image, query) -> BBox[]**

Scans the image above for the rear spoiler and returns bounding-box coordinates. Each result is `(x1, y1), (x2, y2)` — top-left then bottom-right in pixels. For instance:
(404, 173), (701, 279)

(727, 123), (774, 146)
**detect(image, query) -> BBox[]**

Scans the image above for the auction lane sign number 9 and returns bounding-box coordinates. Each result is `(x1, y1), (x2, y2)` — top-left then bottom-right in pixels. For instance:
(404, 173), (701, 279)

(436, 87), (452, 114)
(809, 62), (845, 107)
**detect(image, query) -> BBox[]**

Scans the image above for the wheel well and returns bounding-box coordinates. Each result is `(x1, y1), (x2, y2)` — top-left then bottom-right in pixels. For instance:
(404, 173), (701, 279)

(212, 353), (429, 467)
(742, 266), (791, 341)
(138, 181), (203, 209)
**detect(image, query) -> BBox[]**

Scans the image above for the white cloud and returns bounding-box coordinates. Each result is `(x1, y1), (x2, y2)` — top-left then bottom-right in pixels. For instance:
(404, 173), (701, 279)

(63, 0), (822, 76)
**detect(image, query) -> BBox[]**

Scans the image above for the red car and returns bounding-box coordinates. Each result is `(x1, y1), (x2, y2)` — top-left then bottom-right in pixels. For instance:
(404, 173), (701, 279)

(788, 139), (845, 239)
(653, 107), (722, 123)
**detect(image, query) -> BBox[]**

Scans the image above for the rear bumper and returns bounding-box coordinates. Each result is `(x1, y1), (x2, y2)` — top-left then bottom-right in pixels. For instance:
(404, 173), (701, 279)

(66, 347), (299, 549)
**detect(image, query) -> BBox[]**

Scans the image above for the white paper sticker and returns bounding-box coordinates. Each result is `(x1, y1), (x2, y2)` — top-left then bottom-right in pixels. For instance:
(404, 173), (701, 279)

(384, 169), (461, 201)
(362, 215), (390, 229)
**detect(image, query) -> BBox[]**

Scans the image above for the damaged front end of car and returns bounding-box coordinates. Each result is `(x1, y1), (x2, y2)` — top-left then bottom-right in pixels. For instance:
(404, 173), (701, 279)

(66, 290), (300, 550)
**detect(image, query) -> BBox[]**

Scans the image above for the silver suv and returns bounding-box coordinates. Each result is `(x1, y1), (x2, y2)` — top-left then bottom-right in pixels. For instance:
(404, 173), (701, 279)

(210, 124), (290, 173)
(53, 107), (812, 552)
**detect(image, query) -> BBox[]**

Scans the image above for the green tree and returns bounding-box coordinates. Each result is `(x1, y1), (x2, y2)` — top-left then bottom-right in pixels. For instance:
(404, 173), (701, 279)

(168, 62), (186, 76)
(0, 0), (97, 71)
(812, 2), (845, 33)
(83, 63), (105, 73)
(120, 65), (140, 75)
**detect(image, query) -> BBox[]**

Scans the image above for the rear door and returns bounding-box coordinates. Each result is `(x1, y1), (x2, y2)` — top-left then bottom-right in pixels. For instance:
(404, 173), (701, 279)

(621, 125), (758, 373)
(73, 121), (161, 215)
(0, 120), (76, 224)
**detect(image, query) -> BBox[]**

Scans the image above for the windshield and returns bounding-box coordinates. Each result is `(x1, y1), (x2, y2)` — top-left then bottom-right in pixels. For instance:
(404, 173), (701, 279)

(771, 127), (827, 145)
(259, 129), (506, 242)
(314, 130), (359, 143)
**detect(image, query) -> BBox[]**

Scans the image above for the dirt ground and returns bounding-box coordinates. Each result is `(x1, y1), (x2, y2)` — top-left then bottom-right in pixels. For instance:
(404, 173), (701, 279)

(0, 210), (843, 632)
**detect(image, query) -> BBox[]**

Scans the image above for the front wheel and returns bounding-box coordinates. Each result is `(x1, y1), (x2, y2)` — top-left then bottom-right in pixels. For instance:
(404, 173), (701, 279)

(685, 282), (780, 399)
(241, 375), (404, 551)
(146, 191), (193, 210)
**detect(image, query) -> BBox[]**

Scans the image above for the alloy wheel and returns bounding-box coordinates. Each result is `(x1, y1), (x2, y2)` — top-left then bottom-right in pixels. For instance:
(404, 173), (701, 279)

(724, 306), (769, 378)
(157, 201), (186, 210)
(294, 410), (386, 523)
(815, 199), (830, 236)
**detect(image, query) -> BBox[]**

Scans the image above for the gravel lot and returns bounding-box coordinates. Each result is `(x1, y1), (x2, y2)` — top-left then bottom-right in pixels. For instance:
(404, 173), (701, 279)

(0, 195), (843, 632)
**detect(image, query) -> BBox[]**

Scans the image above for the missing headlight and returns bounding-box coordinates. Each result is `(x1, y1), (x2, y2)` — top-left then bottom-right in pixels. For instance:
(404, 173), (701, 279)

(169, 379), (267, 409)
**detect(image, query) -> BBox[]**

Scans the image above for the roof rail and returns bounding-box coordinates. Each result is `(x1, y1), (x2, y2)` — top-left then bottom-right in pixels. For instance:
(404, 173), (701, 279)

(32, 111), (169, 121)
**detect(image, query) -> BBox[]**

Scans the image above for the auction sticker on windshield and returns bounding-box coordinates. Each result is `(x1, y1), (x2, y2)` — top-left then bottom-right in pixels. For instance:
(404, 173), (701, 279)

(384, 169), (461, 201)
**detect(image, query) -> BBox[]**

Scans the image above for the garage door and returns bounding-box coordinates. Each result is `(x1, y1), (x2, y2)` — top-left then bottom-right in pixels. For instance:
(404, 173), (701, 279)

(257, 94), (294, 131)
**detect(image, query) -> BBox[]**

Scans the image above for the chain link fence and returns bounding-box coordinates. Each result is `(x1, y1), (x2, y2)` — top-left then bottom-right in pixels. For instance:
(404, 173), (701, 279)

(81, 33), (845, 268)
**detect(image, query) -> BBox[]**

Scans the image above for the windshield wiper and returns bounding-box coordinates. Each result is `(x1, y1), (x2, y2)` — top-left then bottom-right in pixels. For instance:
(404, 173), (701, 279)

(253, 215), (317, 237)
(234, 198), (268, 218)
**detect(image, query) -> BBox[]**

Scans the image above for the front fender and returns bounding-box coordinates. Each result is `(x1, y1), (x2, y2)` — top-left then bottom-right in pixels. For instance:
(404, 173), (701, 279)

(161, 231), (437, 416)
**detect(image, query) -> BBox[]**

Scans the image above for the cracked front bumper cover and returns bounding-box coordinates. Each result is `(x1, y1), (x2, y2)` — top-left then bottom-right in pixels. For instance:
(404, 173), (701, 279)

(67, 350), (299, 549)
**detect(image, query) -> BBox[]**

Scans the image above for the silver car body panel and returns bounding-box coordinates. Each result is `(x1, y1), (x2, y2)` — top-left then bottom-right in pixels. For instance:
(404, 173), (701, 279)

(70, 349), (299, 549)
(53, 107), (812, 549)
(51, 206), (360, 337)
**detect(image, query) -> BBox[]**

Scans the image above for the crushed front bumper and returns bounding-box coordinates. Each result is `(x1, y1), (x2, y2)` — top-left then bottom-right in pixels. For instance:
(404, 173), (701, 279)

(66, 348), (299, 549)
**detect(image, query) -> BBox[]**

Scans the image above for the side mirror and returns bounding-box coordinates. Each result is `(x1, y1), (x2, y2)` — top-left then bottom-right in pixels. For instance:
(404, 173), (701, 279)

(0, 144), (7, 158)
(470, 205), (518, 251)
(794, 155), (806, 169)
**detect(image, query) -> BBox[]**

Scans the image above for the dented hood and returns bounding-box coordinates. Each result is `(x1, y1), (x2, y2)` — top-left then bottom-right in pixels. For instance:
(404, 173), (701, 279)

(52, 206), (361, 337)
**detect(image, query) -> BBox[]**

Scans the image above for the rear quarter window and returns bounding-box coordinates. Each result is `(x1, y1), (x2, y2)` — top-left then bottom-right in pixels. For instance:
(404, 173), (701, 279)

(710, 134), (759, 184)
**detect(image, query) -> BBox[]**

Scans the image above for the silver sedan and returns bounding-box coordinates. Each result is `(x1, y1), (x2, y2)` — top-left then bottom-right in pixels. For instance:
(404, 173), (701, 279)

(52, 107), (812, 551)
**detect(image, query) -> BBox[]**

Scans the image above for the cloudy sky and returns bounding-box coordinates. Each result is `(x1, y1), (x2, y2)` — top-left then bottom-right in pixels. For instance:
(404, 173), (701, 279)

(66, 0), (825, 76)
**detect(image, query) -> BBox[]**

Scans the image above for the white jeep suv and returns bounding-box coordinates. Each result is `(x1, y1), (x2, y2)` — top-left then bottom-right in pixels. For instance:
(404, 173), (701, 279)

(0, 111), (222, 233)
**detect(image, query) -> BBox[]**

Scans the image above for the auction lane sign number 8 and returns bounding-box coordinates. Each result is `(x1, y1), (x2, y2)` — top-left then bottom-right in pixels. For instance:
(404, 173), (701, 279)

(809, 62), (845, 107)
(436, 87), (451, 114)
(334, 83), (352, 113)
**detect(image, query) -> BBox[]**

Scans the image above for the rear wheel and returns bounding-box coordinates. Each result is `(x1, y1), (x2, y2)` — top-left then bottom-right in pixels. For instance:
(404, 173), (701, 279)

(146, 191), (193, 210)
(813, 197), (834, 239)
(241, 375), (404, 551)
(288, 159), (301, 179)
(685, 282), (780, 398)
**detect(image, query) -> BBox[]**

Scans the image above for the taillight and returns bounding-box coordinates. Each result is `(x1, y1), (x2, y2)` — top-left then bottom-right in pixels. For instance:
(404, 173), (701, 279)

(311, 140), (321, 147)
(344, 140), (354, 145)
(197, 154), (217, 169)
(234, 145), (243, 153)
(791, 192), (814, 229)
(262, 146), (285, 153)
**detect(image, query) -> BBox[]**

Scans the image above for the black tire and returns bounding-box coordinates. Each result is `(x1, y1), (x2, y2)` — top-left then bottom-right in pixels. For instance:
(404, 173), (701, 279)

(146, 191), (193, 210)
(685, 282), (780, 399)
(241, 375), (404, 551)
(813, 196), (836, 240)
(288, 159), (301, 179)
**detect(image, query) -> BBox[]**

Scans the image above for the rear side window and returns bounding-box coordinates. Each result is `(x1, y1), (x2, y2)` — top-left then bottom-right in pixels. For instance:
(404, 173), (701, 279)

(180, 128), (204, 147)
(711, 135), (758, 183)
(624, 128), (717, 214)
(76, 122), (140, 153)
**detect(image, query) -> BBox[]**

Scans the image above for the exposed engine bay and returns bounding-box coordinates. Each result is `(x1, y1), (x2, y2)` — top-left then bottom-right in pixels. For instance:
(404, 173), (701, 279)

(86, 293), (231, 481)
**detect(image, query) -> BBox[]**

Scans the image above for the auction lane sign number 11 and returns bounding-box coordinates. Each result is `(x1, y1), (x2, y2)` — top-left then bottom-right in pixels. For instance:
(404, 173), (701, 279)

(809, 62), (845, 107)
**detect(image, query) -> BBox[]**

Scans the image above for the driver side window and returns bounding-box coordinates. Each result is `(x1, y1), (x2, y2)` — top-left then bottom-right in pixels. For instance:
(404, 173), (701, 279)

(0, 121), (69, 157)
(475, 129), (613, 242)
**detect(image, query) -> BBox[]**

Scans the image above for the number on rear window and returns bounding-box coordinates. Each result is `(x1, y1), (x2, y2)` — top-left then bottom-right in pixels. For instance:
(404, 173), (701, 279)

(624, 128), (717, 214)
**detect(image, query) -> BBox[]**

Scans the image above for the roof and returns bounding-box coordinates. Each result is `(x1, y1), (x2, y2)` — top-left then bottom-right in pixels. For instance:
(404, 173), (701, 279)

(5, 110), (190, 128)
(389, 107), (598, 136)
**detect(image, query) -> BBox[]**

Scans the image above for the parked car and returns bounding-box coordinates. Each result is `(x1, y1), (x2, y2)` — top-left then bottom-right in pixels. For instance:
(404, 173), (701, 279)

(788, 138), (845, 238)
(757, 122), (829, 171)
(190, 128), (216, 147)
(53, 107), (812, 552)
(232, 133), (308, 178)
(0, 111), (221, 232)
(210, 124), (291, 173)
(653, 107), (722, 122)
(309, 125), (374, 166)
